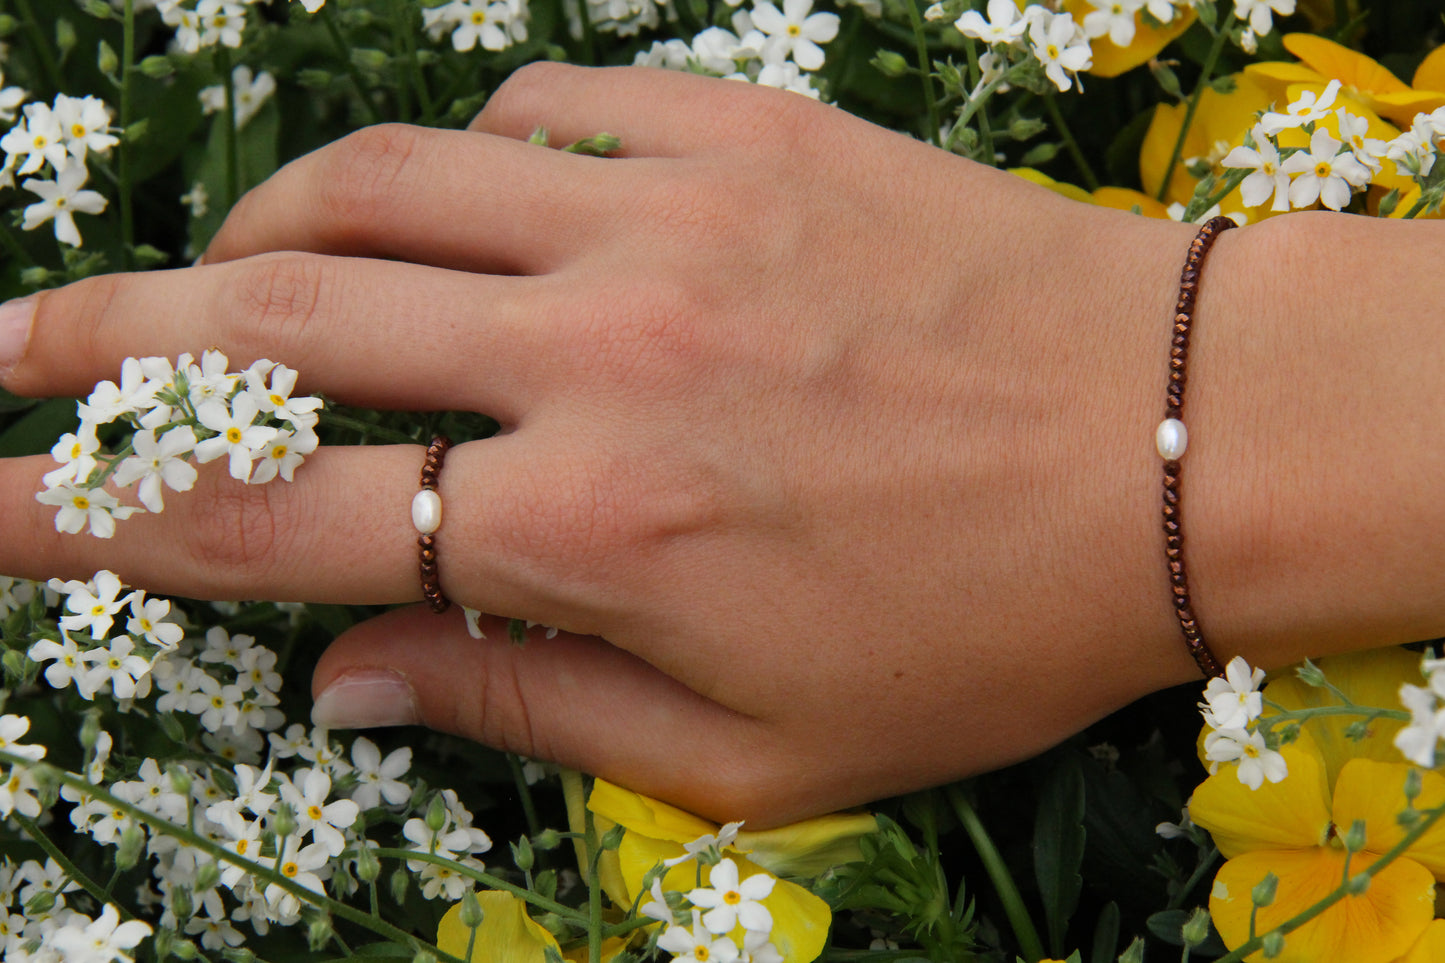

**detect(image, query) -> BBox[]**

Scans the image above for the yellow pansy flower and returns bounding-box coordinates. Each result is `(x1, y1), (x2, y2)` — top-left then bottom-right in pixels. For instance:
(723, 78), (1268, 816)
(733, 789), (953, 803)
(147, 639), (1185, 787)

(1009, 167), (1093, 204)
(1189, 650), (1445, 963)
(1059, 0), (1195, 78)
(1415, 45), (1445, 98)
(1246, 34), (1445, 127)
(1090, 186), (1170, 218)
(437, 890), (564, 963)
(572, 778), (876, 963)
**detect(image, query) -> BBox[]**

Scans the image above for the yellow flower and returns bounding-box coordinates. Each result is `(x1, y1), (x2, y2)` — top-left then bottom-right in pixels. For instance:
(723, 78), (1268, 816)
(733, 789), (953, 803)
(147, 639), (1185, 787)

(1246, 35), (1445, 127)
(1009, 167), (1093, 204)
(1189, 651), (1445, 963)
(1059, 0), (1195, 78)
(1139, 72), (1273, 218)
(572, 778), (876, 963)
(437, 890), (564, 963)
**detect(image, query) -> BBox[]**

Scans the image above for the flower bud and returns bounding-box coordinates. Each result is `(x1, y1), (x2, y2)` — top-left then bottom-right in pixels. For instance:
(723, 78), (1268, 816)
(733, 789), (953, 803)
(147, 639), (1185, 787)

(1251, 872), (1277, 908)
(2, 650), (28, 683)
(1377, 188), (1401, 218)
(1405, 767), (1424, 801)
(139, 55), (176, 79)
(460, 889), (485, 929)
(307, 912), (334, 951)
(1343, 819), (1367, 853)
(425, 793), (449, 834)
(222, 949), (256, 963)
(56, 18), (78, 57)
(1116, 940), (1145, 963)
(172, 939), (199, 960)
(356, 844), (381, 883)
(531, 828), (562, 851)
(97, 39), (119, 76)
(872, 50), (909, 78)
(1261, 931), (1285, 958)
(600, 824), (625, 851)
(1180, 906), (1211, 947)
(1346, 872), (1371, 896)
(1294, 660), (1327, 688)
(195, 860), (220, 892)
(170, 886), (194, 922)
(274, 803), (298, 840)
(390, 866), (410, 905)
(411, 952), (436, 963)
(80, 709), (103, 750)
(25, 890), (56, 916)
(536, 912), (567, 938)
(350, 48), (390, 72)
(167, 765), (192, 796)
(117, 824), (147, 870)
(511, 835), (535, 872)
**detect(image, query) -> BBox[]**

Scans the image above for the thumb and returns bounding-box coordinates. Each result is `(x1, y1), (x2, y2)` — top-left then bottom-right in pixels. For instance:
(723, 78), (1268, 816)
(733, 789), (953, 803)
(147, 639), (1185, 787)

(310, 607), (762, 820)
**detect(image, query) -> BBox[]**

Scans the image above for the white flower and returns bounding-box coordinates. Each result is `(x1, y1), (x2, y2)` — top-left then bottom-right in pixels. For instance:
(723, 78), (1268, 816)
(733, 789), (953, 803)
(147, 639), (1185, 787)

(1, 102), (70, 176)
(1144, 0), (1179, 23)
(0, 69), (25, 124)
(263, 835), (331, 922)
(29, 634), (103, 698)
(1231, 0), (1294, 38)
(657, 910), (741, 963)
(348, 738), (412, 810)
(113, 426), (199, 513)
(664, 821), (745, 867)
(279, 768), (359, 857)
(1203, 728), (1289, 790)
(299, 0), (327, 11)
(180, 181), (209, 218)
(1199, 655), (1266, 730)
(1082, 0), (1144, 49)
(0, 715), (46, 763)
(1221, 126), (1291, 212)
(447, 0), (515, 51)
(687, 857), (776, 934)
(1028, 12), (1092, 93)
(247, 427), (319, 485)
(83, 635), (153, 701)
(743, 929), (785, 963)
(126, 595), (184, 651)
(199, 65), (276, 128)
(197, 0), (249, 48)
(44, 425), (101, 489)
(36, 484), (140, 537)
(1259, 78), (1341, 136)
(1335, 107), (1387, 174)
(0, 766), (43, 819)
(49, 904), (153, 963)
(750, 0), (839, 71)
(182, 349), (238, 406)
(53, 570), (134, 641)
(1384, 116), (1439, 180)
(21, 166), (109, 248)
(1395, 683), (1445, 768)
(755, 61), (821, 97)
(191, 673), (246, 733)
(54, 94), (119, 164)
(954, 0), (1028, 43)
(194, 393), (280, 483)
(79, 357), (162, 425)
(1280, 126), (1371, 211)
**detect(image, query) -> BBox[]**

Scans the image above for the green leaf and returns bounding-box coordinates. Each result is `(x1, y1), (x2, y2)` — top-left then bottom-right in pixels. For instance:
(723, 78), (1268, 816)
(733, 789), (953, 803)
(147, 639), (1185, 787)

(1034, 757), (1086, 958)
(1145, 909), (1227, 954)
(0, 399), (76, 458)
(0, 387), (38, 415)
(1090, 901), (1120, 963)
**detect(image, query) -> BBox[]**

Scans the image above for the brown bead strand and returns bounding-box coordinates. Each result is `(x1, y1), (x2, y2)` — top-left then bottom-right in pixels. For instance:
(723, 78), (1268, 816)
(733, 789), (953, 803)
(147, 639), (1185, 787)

(419, 436), (452, 614)
(1163, 216), (1235, 680)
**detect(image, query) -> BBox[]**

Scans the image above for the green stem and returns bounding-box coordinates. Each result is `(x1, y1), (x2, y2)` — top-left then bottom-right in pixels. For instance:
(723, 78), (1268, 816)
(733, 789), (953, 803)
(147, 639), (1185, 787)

(218, 47), (240, 212)
(950, 72), (1009, 147)
(903, 0), (941, 147)
(0, 754), (465, 963)
(119, 0), (137, 270)
(585, 804), (602, 963)
(507, 753), (541, 839)
(1166, 847), (1219, 912)
(1044, 92), (1098, 191)
(946, 785), (1046, 963)
(1213, 800), (1445, 963)
(577, 0), (597, 67)
(372, 849), (591, 923)
(1157, 13), (1236, 203)
(11, 0), (65, 94)
(13, 812), (124, 915)
(1401, 194), (1432, 219)
(390, 0), (434, 125)
(961, 37), (995, 163)
(321, 5), (383, 126)
(315, 410), (418, 444)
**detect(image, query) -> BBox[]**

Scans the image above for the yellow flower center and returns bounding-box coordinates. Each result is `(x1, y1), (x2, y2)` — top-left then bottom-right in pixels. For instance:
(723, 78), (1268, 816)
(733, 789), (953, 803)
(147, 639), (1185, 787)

(282, 861), (298, 878)
(34, 135), (47, 147)
(1046, 44), (1059, 59)
(92, 604), (106, 616)
(696, 948), (711, 962)
(723, 890), (742, 905)
(270, 393), (285, 406)
(787, 24), (801, 36)
(72, 123), (87, 138)
(1314, 161), (1332, 178)
(73, 495), (90, 510)
(236, 839), (251, 856)
(472, 10), (486, 22)
(308, 805), (324, 820)
(271, 446), (288, 459)
(70, 443), (82, 458)
(226, 427), (243, 443)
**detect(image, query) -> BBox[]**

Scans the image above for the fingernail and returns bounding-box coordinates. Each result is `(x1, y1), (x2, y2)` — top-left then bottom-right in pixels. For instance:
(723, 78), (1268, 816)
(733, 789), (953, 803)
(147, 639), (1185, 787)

(0, 297), (36, 378)
(312, 671), (420, 730)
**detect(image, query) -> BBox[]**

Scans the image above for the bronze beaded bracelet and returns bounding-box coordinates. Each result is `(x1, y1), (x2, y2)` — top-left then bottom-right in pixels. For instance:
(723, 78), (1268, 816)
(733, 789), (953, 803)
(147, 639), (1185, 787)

(413, 436), (453, 614)
(1157, 216), (1234, 680)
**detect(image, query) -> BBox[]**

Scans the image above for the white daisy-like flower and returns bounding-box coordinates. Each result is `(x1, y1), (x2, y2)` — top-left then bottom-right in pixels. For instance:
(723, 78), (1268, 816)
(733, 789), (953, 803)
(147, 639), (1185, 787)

(1335, 107), (1387, 174)
(1221, 125), (1291, 212)
(193, 393), (280, 483)
(1198, 655), (1267, 731)
(954, 0), (1028, 44)
(664, 821), (746, 867)
(112, 426), (199, 513)
(126, 595), (184, 651)
(43, 425), (101, 489)
(1259, 78), (1341, 136)
(199, 65), (276, 128)
(21, 166), (109, 248)
(1, 102), (70, 176)
(1279, 126), (1371, 211)
(1082, 0), (1145, 49)
(0, 715), (47, 763)
(447, 0), (515, 51)
(53, 94), (119, 164)
(280, 768), (359, 857)
(687, 857), (776, 935)
(750, 0), (839, 71)
(82, 635), (153, 701)
(348, 738), (413, 810)
(0, 69), (26, 124)
(36, 483), (141, 538)
(1231, 0), (1294, 38)
(29, 634), (103, 698)
(1202, 728), (1289, 791)
(1028, 11), (1092, 93)
(1394, 683), (1445, 768)
(247, 426), (319, 485)
(657, 910), (741, 963)
(53, 569), (134, 640)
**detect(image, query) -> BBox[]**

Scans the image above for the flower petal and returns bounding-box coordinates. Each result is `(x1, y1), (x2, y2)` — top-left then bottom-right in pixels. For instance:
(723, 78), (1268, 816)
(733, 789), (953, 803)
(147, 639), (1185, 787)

(437, 890), (562, 962)
(1190, 736), (1332, 857)
(1210, 848), (1434, 963)
(1332, 759), (1445, 882)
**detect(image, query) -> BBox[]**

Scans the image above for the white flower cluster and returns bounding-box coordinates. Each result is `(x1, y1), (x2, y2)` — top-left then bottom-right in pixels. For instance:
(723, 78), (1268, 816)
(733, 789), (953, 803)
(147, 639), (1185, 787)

(0, 90), (116, 247)
(0, 568), (500, 951)
(35, 350), (323, 539)
(154, 0), (267, 54)
(953, 0), (1092, 94)
(423, 0), (531, 53)
(1197, 655), (1288, 791)
(635, 0), (840, 99)
(1222, 82), (1445, 213)
(199, 65), (277, 130)
(571, 0), (666, 38)
(1395, 654), (1445, 768)
(643, 854), (786, 963)
(0, 856), (151, 963)
(1079, 0), (1189, 50)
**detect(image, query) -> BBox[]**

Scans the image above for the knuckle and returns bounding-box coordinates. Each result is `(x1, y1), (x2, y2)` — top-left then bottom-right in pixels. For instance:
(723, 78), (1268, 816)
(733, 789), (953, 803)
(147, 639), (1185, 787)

(222, 253), (336, 362)
(314, 123), (423, 231)
(477, 62), (573, 129)
(35, 272), (127, 375)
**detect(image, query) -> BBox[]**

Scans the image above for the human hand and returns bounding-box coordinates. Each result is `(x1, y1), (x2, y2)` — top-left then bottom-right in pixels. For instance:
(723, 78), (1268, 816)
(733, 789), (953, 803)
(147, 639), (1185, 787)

(3, 64), (1361, 825)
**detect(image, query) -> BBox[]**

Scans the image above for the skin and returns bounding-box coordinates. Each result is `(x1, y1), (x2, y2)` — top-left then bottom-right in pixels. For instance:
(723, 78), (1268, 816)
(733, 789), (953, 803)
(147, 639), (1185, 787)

(1, 65), (1444, 825)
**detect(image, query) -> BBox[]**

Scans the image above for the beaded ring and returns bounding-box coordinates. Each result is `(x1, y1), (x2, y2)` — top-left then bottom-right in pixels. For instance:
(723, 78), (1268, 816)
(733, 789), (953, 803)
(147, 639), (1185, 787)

(412, 436), (452, 614)
(1158, 216), (1235, 680)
